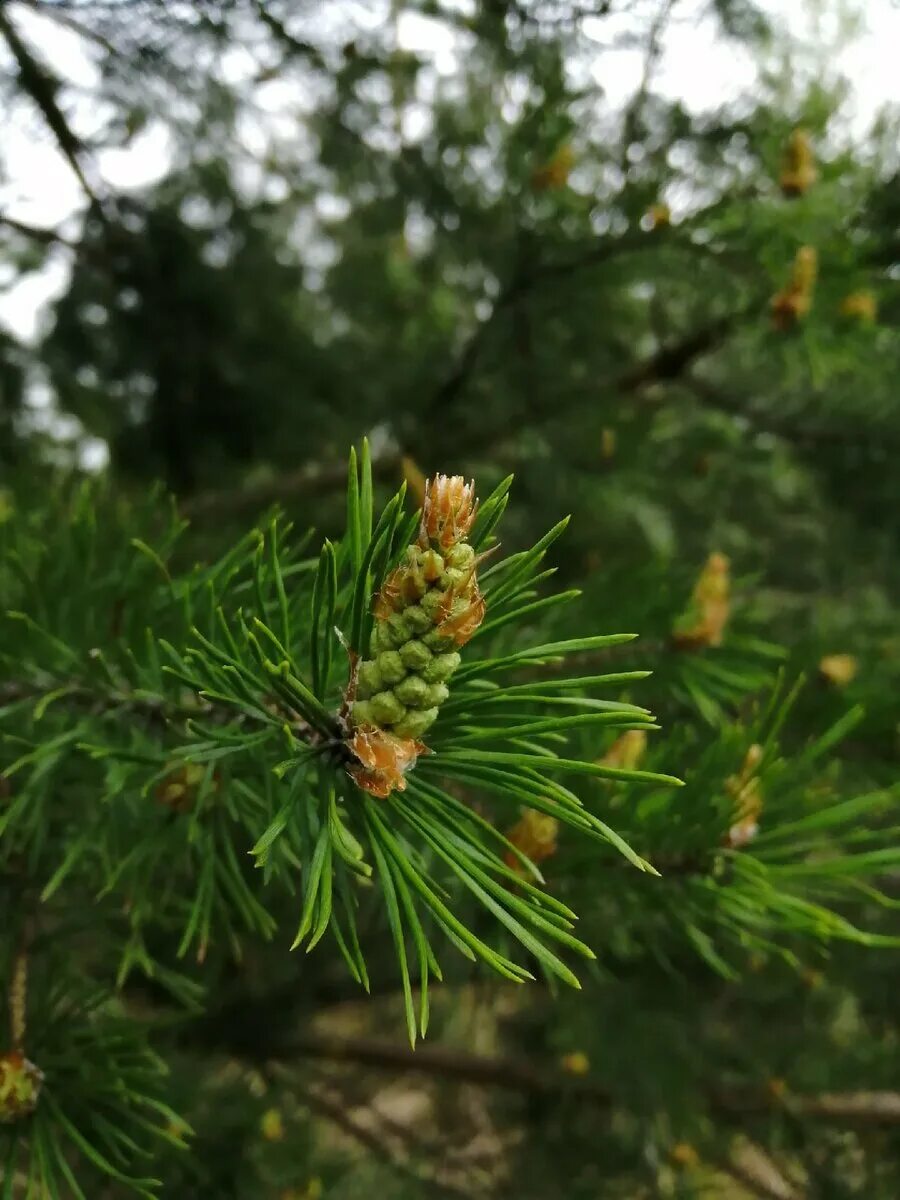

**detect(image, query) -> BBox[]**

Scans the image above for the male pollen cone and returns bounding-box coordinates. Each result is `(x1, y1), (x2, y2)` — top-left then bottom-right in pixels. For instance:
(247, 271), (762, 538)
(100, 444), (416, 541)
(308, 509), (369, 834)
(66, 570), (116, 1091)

(345, 474), (486, 798)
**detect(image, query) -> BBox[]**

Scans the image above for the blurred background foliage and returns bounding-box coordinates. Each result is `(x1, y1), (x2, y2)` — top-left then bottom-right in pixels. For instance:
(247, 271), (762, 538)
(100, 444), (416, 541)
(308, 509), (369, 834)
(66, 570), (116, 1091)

(1, 0), (899, 1196)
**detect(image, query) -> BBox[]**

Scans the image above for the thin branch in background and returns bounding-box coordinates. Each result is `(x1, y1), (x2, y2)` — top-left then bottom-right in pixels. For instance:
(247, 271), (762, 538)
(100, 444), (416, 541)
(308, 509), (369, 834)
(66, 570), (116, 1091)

(280, 1031), (603, 1099)
(14, 0), (120, 57)
(0, 6), (101, 207)
(251, 0), (326, 72)
(0, 213), (79, 251)
(789, 1092), (900, 1124)
(182, 302), (751, 521)
(685, 375), (900, 451)
(303, 1081), (482, 1200)
(179, 449), (403, 520)
(619, 0), (679, 175)
(721, 1138), (805, 1200)
(617, 310), (746, 394)
(276, 1032), (900, 1130)
(426, 227), (653, 422)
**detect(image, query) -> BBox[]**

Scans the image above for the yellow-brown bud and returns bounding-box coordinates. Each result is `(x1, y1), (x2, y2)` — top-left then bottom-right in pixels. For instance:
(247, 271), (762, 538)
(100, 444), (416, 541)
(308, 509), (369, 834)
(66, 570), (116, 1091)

(670, 1142), (700, 1169)
(724, 744), (764, 849)
(819, 653), (858, 687)
(839, 290), (877, 323)
(645, 202), (671, 230)
(154, 762), (219, 813)
(560, 1051), (590, 1075)
(419, 474), (478, 551)
(531, 144), (574, 191)
(779, 128), (817, 197)
(673, 552), (731, 649)
(504, 809), (559, 876)
(260, 1107), (285, 1142)
(0, 1051), (43, 1123)
(771, 246), (817, 331)
(598, 729), (647, 772)
(791, 246), (817, 293)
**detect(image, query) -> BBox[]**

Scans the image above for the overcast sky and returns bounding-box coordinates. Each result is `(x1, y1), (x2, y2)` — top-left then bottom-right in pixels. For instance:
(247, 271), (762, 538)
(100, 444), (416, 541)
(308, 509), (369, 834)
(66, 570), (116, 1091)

(1, 0), (897, 348)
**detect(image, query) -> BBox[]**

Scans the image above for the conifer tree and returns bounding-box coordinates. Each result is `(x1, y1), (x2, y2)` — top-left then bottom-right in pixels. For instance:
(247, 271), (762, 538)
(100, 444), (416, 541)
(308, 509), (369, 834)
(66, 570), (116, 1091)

(1, 1), (899, 1196)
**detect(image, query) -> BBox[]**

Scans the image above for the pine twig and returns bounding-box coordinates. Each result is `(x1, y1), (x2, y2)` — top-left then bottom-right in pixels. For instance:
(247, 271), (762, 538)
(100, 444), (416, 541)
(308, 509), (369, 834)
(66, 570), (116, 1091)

(8, 934), (30, 1051)
(180, 450), (403, 520)
(0, 213), (79, 251)
(722, 1137), (804, 1200)
(303, 1081), (479, 1200)
(0, 6), (99, 205)
(277, 1033), (900, 1129)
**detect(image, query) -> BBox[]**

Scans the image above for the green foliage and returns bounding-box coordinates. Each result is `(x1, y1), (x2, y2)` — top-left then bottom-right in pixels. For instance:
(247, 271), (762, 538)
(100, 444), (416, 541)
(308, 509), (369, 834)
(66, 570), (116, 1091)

(1, 1), (899, 1196)
(3, 449), (678, 1045)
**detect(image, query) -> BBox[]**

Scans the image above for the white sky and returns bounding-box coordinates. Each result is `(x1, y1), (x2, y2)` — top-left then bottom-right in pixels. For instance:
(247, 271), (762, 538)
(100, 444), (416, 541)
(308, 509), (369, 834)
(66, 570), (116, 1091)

(0, 0), (897, 466)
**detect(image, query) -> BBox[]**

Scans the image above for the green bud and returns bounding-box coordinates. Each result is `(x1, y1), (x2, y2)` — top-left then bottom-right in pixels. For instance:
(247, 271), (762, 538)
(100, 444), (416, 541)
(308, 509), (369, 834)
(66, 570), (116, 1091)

(399, 639), (432, 671)
(351, 699), (373, 726)
(395, 675), (429, 707)
(439, 566), (465, 591)
(369, 691), (406, 725)
(447, 592), (472, 620)
(423, 628), (453, 652)
(420, 549), (445, 581)
(394, 707), (439, 739)
(404, 604), (431, 634)
(446, 543), (475, 572)
(421, 589), (446, 619)
(371, 622), (393, 656)
(385, 612), (412, 647)
(356, 660), (382, 699)
(422, 651), (461, 683)
(376, 650), (406, 685)
(423, 682), (449, 707)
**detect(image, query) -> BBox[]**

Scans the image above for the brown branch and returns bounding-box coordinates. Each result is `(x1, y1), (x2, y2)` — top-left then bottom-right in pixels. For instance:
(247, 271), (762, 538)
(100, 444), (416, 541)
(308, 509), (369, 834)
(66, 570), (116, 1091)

(179, 449), (403, 520)
(788, 1091), (900, 1124)
(282, 1031), (603, 1098)
(251, 0), (326, 71)
(427, 229), (653, 423)
(277, 1033), (900, 1129)
(303, 1081), (477, 1200)
(0, 6), (99, 205)
(619, 0), (679, 176)
(0, 213), (79, 251)
(722, 1137), (803, 1200)
(618, 312), (744, 393)
(14, 0), (119, 57)
(685, 375), (900, 451)
(182, 301), (752, 520)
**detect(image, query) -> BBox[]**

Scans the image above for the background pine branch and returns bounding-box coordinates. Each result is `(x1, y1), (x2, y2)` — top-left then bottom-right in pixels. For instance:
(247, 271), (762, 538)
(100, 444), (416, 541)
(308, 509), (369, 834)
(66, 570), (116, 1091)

(2, 0), (899, 1195)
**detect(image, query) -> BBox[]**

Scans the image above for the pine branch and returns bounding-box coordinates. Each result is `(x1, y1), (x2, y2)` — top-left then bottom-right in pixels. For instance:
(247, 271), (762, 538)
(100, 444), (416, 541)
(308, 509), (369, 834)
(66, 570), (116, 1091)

(180, 308), (750, 520)
(0, 5), (100, 205)
(618, 0), (679, 176)
(179, 450), (403, 520)
(0, 213), (79, 250)
(250, 0), (326, 71)
(281, 1032), (603, 1098)
(685, 375), (900, 451)
(303, 1081), (481, 1200)
(425, 228), (652, 423)
(620, 311), (746, 393)
(785, 1091), (900, 1124)
(722, 1138), (803, 1200)
(13, 0), (120, 56)
(277, 1034), (900, 1129)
